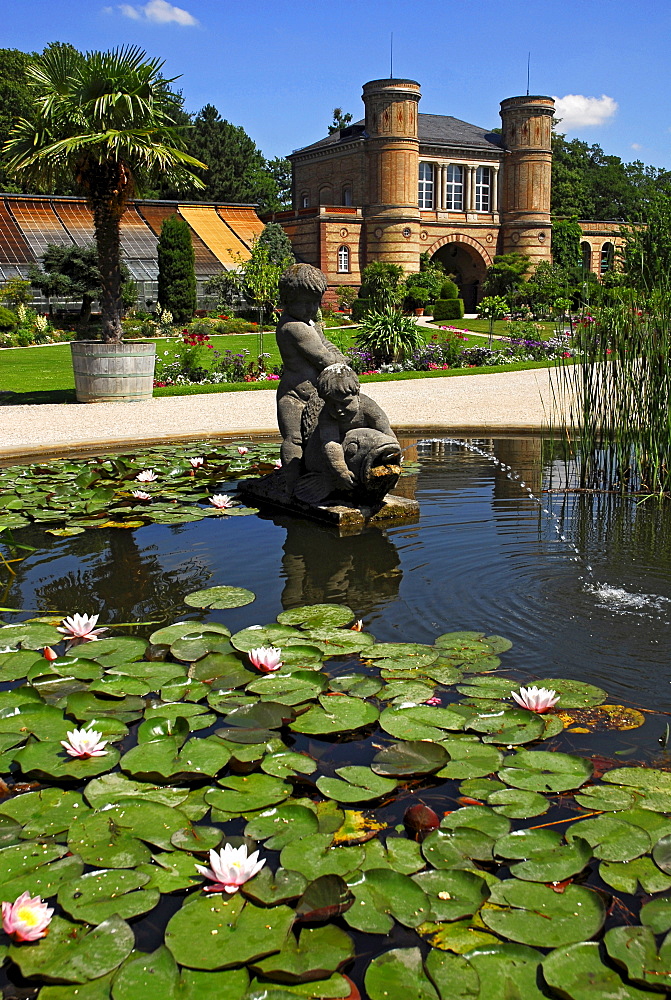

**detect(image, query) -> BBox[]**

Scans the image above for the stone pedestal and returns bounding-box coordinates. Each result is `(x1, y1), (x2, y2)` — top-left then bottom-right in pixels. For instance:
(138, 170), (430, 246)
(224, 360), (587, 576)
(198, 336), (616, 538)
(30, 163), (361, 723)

(237, 472), (419, 535)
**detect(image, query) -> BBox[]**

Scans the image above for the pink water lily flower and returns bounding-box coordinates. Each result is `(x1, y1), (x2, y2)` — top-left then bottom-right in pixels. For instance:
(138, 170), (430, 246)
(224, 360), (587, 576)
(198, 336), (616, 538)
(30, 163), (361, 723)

(2, 892), (53, 942)
(511, 686), (560, 714)
(248, 646), (283, 672)
(273, 459), (282, 470)
(210, 494), (235, 510)
(195, 844), (265, 893)
(237, 446), (249, 456)
(189, 457), (204, 468)
(131, 490), (151, 500)
(61, 727), (108, 758)
(57, 613), (107, 646)
(136, 469), (158, 482)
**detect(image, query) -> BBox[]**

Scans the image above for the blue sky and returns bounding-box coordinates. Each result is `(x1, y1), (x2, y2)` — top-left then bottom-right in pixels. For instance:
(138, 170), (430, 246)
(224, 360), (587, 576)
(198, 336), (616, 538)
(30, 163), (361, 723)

(4, 0), (671, 169)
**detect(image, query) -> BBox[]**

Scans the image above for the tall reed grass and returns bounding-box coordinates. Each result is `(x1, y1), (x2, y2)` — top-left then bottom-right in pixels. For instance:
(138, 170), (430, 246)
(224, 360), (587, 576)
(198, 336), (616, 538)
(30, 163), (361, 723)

(553, 291), (671, 495)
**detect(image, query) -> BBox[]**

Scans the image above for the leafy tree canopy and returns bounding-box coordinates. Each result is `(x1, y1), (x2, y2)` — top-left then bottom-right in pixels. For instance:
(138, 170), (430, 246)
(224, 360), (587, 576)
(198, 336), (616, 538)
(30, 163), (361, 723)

(328, 108), (353, 135)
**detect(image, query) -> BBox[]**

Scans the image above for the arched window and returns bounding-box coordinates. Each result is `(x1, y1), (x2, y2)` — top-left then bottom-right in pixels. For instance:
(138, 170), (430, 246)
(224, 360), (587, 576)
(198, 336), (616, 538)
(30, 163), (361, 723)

(418, 162), (434, 209)
(319, 186), (333, 206)
(446, 164), (463, 211)
(475, 167), (491, 212)
(581, 241), (592, 271)
(337, 246), (350, 273)
(600, 242), (614, 275)
(342, 185), (352, 206)
(300, 192), (309, 209)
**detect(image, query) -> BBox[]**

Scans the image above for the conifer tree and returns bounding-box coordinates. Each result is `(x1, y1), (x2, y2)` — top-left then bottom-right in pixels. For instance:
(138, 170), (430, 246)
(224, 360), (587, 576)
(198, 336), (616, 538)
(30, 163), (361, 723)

(157, 215), (197, 323)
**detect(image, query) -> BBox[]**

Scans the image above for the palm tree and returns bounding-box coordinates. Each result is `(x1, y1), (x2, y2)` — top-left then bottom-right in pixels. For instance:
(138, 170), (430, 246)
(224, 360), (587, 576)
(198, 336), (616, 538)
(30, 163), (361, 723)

(4, 45), (206, 342)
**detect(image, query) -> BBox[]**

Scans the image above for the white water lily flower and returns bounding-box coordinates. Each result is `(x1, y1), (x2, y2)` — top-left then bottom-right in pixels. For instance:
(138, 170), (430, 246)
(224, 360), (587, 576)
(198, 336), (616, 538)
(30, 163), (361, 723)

(248, 647), (283, 673)
(195, 843), (265, 893)
(237, 446), (249, 456)
(511, 686), (560, 714)
(136, 469), (158, 482)
(210, 494), (235, 510)
(57, 613), (107, 646)
(61, 727), (108, 758)
(131, 490), (151, 500)
(189, 457), (204, 468)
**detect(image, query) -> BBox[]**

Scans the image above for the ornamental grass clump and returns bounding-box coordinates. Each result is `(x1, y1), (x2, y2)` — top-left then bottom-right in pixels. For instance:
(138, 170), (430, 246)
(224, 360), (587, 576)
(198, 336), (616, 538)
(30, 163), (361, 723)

(354, 307), (425, 363)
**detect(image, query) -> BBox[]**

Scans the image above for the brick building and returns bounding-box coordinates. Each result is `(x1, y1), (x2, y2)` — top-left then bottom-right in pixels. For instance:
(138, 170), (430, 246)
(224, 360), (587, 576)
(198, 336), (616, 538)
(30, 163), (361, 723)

(269, 77), (623, 310)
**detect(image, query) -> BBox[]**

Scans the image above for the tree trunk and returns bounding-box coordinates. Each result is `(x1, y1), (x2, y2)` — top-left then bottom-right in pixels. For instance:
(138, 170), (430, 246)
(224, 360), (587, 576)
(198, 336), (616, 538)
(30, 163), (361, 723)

(79, 293), (92, 328)
(87, 159), (131, 344)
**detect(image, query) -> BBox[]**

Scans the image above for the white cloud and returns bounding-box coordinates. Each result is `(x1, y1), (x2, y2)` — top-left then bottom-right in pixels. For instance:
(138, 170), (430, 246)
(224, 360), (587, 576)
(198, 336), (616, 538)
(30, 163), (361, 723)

(117, 0), (198, 25)
(631, 142), (642, 151)
(552, 94), (618, 129)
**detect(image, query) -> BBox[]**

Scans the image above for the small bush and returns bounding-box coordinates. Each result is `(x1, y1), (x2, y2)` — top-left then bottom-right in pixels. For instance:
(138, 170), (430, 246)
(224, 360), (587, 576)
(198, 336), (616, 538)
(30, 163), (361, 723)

(0, 306), (17, 331)
(439, 280), (459, 300)
(405, 287), (430, 310)
(354, 307), (425, 362)
(433, 298), (465, 321)
(352, 298), (372, 322)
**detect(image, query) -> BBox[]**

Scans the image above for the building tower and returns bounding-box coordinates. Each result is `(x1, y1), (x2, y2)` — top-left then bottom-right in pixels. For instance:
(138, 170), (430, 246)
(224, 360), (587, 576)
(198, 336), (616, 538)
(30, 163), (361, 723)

(361, 78), (422, 271)
(499, 95), (555, 268)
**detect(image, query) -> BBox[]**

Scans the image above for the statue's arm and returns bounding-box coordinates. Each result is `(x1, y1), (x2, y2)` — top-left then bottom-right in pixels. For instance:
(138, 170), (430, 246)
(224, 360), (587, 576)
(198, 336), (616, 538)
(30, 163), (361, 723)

(320, 418), (355, 488)
(288, 321), (343, 369)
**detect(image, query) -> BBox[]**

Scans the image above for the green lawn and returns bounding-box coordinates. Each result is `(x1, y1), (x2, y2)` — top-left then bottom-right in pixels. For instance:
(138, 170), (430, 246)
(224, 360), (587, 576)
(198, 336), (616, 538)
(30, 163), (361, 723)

(428, 318), (558, 340)
(0, 326), (560, 404)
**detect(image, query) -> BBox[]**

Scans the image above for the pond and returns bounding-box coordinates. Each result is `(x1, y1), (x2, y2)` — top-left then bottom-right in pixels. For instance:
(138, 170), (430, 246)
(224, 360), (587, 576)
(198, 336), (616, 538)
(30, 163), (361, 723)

(0, 435), (670, 999)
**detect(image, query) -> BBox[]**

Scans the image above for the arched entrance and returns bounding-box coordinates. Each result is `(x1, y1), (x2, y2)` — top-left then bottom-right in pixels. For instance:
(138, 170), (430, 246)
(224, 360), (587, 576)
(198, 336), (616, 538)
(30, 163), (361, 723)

(428, 236), (491, 312)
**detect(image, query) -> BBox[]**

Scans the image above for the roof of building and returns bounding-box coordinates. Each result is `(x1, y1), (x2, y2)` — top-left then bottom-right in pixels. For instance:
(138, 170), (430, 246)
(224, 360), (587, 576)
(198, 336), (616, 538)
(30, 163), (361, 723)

(291, 113), (504, 156)
(0, 195), (264, 283)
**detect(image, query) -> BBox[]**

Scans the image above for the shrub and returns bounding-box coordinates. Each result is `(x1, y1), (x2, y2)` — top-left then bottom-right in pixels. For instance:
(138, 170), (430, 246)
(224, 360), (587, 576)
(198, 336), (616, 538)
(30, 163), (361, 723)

(336, 286), (358, 311)
(439, 279), (459, 300)
(157, 216), (197, 324)
(0, 306), (17, 331)
(359, 261), (405, 310)
(351, 298), (372, 322)
(405, 287), (430, 311)
(433, 298), (465, 321)
(354, 307), (425, 362)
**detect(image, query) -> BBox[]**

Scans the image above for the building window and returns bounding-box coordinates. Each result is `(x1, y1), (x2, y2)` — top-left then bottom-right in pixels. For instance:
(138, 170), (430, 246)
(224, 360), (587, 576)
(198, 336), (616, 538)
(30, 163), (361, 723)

(446, 164), (463, 210)
(581, 242), (592, 271)
(319, 186), (332, 206)
(337, 246), (350, 273)
(342, 185), (352, 206)
(418, 162), (434, 209)
(600, 242), (614, 275)
(474, 167), (491, 212)
(300, 193), (309, 208)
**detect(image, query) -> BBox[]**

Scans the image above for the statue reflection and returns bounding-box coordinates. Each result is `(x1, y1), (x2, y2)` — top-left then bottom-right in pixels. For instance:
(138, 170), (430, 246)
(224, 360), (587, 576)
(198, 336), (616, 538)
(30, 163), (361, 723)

(270, 512), (403, 616)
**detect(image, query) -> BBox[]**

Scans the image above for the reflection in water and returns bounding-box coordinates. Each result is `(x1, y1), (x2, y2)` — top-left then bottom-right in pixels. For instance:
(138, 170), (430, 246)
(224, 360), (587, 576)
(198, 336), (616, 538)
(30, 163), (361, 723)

(274, 512), (403, 614)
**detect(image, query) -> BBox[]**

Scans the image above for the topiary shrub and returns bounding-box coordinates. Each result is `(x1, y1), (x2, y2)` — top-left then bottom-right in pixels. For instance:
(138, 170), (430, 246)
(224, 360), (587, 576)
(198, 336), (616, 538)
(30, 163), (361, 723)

(351, 298), (372, 322)
(0, 306), (18, 331)
(157, 216), (197, 325)
(439, 279), (459, 300)
(433, 298), (465, 321)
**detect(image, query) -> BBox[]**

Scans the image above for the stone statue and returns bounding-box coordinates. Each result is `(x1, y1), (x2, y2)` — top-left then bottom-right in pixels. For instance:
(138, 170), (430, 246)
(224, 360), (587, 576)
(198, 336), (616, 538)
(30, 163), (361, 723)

(294, 363), (402, 505)
(275, 264), (346, 496)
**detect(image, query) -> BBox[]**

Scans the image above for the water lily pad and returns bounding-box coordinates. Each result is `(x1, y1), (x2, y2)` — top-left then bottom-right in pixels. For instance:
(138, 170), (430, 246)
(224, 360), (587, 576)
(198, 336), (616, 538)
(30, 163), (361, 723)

(640, 897), (671, 934)
(481, 880), (605, 946)
(486, 788), (549, 818)
(122, 736), (231, 782)
(498, 750), (593, 793)
(230, 624), (304, 652)
(421, 827), (494, 867)
(9, 914), (134, 984)
(150, 621), (231, 645)
(566, 814), (650, 862)
(252, 924), (355, 983)
(207, 774), (292, 815)
(574, 784), (637, 811)
(344, 868), (431, 934)
(0, 621), (62, 649)
(539, 678), (607, 708)
(277, 605), (354, 629)
(333, 812), (387, 847)
(602, 766), (671, 811)
(361, 837), (424, 874)
(216, 701), (295, 743)
(0, 702), (69, 741)
(542, 941), (651, 1000)
(109, 945), (180, 1000)
(38, 973), (116, 1000)
(247, 672), (327, 706)
(329, 674), (383, 698)
(371, 740), (449, 777)
(467, 707), (546, 745)
(317, 767), (397, 804)
(137, 850), (203, 893)
(65, 636), (148, 666)
(68, 810), (151, 868)
(281, 834), (364, 881)
(424, 950), (479, 1000)
(0, 649), (44, 680)
(245, 804), (319, 851)
(14, 740), (120, 781)
(412, 869), (490, 922)
(600, 856), (671, 894)
(436, 740), (503, 780)
(509, 837), (592, 882)
(494, 827), (562, 859)
(165, 893), (294, 970)
(184, 586), (256, 609)
(379, 704), (465, 740)
(242, 866), (308, 907)
(58, 868), (159, 923)
(290, 696), (378, 735)
(83, 773), (190, 810)
(294, 874), (354, 922)
(605, 926), (671, 991)
(365, 947), (439, 1000)
(0, 788), (90, 838)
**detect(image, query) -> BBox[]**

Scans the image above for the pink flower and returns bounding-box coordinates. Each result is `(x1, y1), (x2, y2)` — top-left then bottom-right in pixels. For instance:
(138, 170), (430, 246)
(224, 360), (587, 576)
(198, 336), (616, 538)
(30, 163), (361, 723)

(57, 613), (107, 646)
(210, 494), (235, 510)
(131, 490), (151, 500)
(136, 470), (158, 482)
(511, 686), (560, 714)
(195, 844), (265, 893)
(424, 696), (442, 706)
(61, 727), (108, 758)
(273, 459), (282, 470)
(2, 893), (53, 942)
(189, 457), (204, 468)
(248, 646), (283, 672)
(237, 446), (249, 456)
(42, 646), (58, 662)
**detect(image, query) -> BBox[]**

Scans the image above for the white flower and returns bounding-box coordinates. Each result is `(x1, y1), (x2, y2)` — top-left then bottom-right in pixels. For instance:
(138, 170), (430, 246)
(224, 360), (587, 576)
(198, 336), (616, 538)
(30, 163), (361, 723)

(189, 457), (204, 468)
(195, 843), (265, 893)
(57, 613), (107, 646)
(511, 686), (560, 714)
(131, 490), (151, 500)
(248, 646), (283, 673)
(237, 446), (249, 456)
(136, 470), (158, 482)
(61, 727), (108, 758)
(210, 494), (235, 510)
